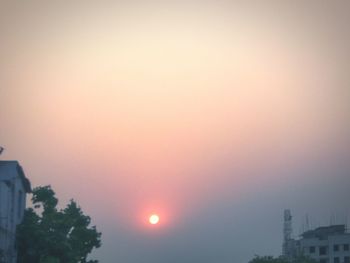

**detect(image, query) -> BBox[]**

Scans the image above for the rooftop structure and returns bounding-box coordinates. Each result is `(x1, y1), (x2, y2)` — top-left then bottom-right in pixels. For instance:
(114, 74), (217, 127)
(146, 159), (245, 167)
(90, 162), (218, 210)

(302, 225), (347, 239)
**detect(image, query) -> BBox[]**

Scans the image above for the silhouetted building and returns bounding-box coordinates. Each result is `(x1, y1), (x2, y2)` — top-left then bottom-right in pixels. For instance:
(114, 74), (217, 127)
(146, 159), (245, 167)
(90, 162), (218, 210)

(283, 210), (350, 263)
(0, 161), (31, 263)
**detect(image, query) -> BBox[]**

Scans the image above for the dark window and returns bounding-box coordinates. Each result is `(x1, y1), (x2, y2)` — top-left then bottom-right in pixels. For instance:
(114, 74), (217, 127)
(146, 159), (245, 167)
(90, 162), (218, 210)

(344, 244), (349, 251)
(344, 256), (350, 263)
(334, 245), (339, 252)
(309, 246), (316, 253)
(334, 257), (340, 263)
(319, 246), (328, 256)
(319, 259), (328, 263)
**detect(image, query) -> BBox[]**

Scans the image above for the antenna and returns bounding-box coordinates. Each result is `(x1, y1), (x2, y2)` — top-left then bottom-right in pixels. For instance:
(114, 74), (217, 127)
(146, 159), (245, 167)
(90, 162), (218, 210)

(330, 213), (334, 225)
(306, 214), (310, 231)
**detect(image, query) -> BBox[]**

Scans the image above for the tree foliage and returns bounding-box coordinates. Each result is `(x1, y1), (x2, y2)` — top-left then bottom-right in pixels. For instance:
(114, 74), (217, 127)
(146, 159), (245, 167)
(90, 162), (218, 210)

(249, 255), (317, 263)
(0, 249), (4, 263)
(16, 186), (101, 263)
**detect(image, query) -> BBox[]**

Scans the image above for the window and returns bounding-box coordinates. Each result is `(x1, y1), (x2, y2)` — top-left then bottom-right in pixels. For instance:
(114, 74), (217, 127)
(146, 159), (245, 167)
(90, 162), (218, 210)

(309, 246), (316, 253)
(319, 246), (328, 256)
(319, 259), (328, 263)
(344, 256), (350, 263)
(344, 244), (349, 251)
(334, 257), (340, 263)
(333, 245), (339, 252)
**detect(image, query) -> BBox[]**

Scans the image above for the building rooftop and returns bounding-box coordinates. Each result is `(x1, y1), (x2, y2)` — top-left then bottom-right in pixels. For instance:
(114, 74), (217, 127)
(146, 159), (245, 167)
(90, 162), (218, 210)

(0, 160), (31, 193)
(301, 224), (348, 239)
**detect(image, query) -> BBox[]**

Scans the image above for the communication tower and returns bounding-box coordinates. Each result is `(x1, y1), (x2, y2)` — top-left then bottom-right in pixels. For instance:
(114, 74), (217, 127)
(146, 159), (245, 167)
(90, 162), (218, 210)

(283, 209), (293, 256)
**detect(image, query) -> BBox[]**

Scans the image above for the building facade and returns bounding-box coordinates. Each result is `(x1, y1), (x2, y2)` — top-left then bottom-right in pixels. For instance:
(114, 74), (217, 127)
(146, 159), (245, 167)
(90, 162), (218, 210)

(283, 210), (350, 263)
(0, 161), (31, 263)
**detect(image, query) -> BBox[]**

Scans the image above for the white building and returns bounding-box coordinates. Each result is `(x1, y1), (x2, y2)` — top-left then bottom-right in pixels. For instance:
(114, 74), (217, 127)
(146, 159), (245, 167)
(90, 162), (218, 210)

(283, 210), (350, 263)
(0, 161), (31, 263)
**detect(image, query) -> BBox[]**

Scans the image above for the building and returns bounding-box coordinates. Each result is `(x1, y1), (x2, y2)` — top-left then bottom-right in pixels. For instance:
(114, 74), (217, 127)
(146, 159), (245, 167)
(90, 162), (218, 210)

(0, 161), (31, 263)
(283, 210), (350, 263)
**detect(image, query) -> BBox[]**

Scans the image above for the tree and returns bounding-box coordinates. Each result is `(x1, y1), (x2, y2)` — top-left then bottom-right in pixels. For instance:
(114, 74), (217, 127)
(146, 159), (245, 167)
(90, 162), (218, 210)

(248, 255), (317, 263)
(290, 256), (318, 263)
(16, 186), (101, 263)
(0, 249), (5, 263)
(249, 256), (286, 263)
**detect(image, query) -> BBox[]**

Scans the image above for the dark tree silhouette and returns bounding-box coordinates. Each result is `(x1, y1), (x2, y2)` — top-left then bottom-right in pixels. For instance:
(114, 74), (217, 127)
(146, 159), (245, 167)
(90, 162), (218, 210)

(0, 249), (4, 263)
(249, 255), (317, 263)
(16, 186), (101, 263)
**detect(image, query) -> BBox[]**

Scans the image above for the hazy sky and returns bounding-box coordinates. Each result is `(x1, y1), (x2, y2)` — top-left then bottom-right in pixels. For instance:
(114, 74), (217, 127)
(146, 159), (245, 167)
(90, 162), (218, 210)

(1, 1), (350, 263)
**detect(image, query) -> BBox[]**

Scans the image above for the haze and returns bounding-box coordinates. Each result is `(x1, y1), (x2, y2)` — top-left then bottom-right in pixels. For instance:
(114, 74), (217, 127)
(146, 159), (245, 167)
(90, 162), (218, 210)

(1, 1), (349, 263)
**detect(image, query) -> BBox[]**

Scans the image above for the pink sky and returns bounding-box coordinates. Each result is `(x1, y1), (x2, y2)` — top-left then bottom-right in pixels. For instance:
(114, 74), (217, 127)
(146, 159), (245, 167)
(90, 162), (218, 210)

(1, 2), (349, 262)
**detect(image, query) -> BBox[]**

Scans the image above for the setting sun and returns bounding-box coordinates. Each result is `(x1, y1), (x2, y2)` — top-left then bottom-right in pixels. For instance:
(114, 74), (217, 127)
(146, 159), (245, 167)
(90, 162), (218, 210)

(149, 214), (160, 225)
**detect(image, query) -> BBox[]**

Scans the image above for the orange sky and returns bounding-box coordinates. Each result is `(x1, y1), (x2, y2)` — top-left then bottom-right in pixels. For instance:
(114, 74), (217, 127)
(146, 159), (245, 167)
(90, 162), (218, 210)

(1, 1), (350, 262)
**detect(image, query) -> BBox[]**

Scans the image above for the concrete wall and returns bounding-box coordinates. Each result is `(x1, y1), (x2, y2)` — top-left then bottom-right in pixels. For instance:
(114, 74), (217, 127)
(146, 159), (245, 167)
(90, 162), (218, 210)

(300, 234), (350, 263)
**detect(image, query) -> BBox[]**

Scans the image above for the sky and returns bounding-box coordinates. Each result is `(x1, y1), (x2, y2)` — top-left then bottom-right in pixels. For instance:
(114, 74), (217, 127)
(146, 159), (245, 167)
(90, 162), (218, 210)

(1, 1), (350, 263)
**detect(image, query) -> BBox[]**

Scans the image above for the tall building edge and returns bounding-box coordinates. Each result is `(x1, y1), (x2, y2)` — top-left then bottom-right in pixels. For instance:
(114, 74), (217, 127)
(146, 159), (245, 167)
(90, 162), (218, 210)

(0, 161), (32, 263)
